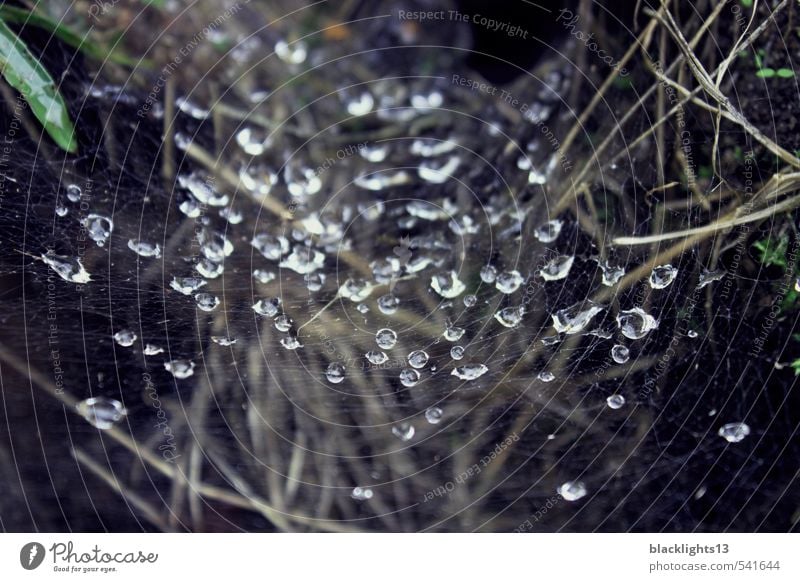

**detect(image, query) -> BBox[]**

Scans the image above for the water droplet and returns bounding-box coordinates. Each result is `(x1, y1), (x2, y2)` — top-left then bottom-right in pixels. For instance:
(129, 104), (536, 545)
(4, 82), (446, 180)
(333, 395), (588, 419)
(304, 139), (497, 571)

(378, 293), (400, 314)
(410, 138), (458, 157)
(81, 214), (113, 247)
(325, 363), (346, 384)
(539, 255), (575, 281)
(357, 304), (370, 314)
(127, 239), (161, 258)
(351, 487), (373, 501)
(606, 394), (625, 409)
(195, 292), (220, 312)
(463, 294), (477, 307)
(408, 350), (429, 369)
(280, 335), (303, 350)
(355, 170), (410, 191)
(418, 156), (461, 183)
(425, 406), (443, 424)
(431, 271), (466, 299)
(274, 314), (292, 332)
(611, 344), (630, 364)
(66, 184), (82, 202)
(41, 253), (91, 283)
(366, 350), (388, 365)
(76, 397), (126, 430)
(165, 359), (195, 379)
(444, 325), (465, 342)
(399, 368), (420, 387)
(495, 270), (524, 294)
(495, 306), (524, 328)
(687, 330), (698, 339)
(220, 207), (243, 224)
(179, 198), (201, 217)
(251, 234), (289, 261)
(551, 301), (604, 334)
(480, 264), (497, 283)
(450, 345), (465, 360)
(196, 258), (223, 279)
(340, 278), (374, 302)
(346, 92), (374, 116)
(360, 144), (388, 162)
(697, 268), (725, 289)
(236, 126), (272, 156)
(253, 269), (276, 284)
(534, 219), (563, 243)
(113, 330), (136, 347)
(718, 422), (750, 443)
(280, 246), (325, 274)
(376, 328), (397, 349)
(596, 259), (625, 286)
(211, 336), (237, 346)
(451, 363), (488, 381)
(557, 481), (587, 501)
(170, 276), (206, 295)
(275, 39), (307, 64)
(537, 370), (555, 382)
(286, 167), (322, 197)
(55, 205), (68, 217)
(392, 422), (415, 441)
(649, 264), (678, 289)
(305, 272), (325, 292)
(144, 344), (163, 356)
(253, 297), (283, 317)
(617, 308), (658, 340)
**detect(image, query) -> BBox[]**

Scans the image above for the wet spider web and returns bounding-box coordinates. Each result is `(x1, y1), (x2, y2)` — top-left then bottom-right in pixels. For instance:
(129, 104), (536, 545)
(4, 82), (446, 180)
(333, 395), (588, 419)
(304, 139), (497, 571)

(0, 0), (798, 533)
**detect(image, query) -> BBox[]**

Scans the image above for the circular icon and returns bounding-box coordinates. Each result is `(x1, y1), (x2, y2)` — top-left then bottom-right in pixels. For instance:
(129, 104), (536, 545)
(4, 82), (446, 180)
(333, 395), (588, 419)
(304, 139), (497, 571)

(19, 542), (45, 570)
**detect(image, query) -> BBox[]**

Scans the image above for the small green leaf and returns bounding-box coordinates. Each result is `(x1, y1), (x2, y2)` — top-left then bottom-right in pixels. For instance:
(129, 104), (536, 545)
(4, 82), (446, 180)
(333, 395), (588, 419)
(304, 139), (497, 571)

(776, 68), (795, 78)
(0, 21), (77, 153)
(791, 359), (800, 375)
(756, 68), (776, 78)
(741, 0), (754, 7)
(753, 236), (789, 269)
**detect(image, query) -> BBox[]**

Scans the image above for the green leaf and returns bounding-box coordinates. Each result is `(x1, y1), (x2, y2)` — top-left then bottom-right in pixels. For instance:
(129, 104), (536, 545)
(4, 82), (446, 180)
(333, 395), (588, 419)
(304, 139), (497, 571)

(0, 5), (142, 67)
(776, 68), (795, 78)
(753, 236), (789, 269)
(741, 0), (754, 7)
(756, 68), (776, 78)
(791, 359), (800, 375)
(0, 21), (77, 153)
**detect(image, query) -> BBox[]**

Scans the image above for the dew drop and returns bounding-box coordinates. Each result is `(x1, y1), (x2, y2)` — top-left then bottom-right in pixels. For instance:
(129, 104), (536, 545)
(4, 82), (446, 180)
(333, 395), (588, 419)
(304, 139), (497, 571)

(366, 351), (388, 365)
(611, 344), (630, 364)
(557, 481), (587, 501)
(551, 301), (604, 335)
(539, 255), (575, 281)
(127, 239), (161, 258)
(431, 271), (466, 299)
(113, 330), (136, 347)
(195, 292), (220, 312)
(617, 307), (658, 340)
(376, 328), (398, 349)
(41, 253), (91, 283)
(170, 276), (206, 295)
(495, 270), (524, 294)
(444, 325), (465, 342)
(351, 487), (373, 501)
(534, 219), (563, 243)
(252, 297), (282, 317)
(66, 184), (82, 202)
(649, 264), (678, 289)
(596, 259), (625, 286)
(606, 394), (626, 409)
(399, 368), (420, 387)
(280, 335), (303, 350)
(251, 234), (289, 261)
(378, 293), (400, 315)
(325, 363), (346, 384)
(451, 363), (488, 381)
(425, 406), (443, 424)
(463, 294), (477, 307)
(274, 314), (292, 332)
(253, 269), (276, 284)
(144, 344), (163, 356)
(211, 336), (237, 346)
(495, 306), (524, 328)
(76, 397), (126, 430)
(479, 264), (497, 283)
(392, 422), (415, 441)
(537, 370), (555, 382)
(165, 359), (195, 379)
(81, 214), (113, 247)
(718, 422), (750, 443)
(450, 345), (465, 360)
(408, 350), (429, 369)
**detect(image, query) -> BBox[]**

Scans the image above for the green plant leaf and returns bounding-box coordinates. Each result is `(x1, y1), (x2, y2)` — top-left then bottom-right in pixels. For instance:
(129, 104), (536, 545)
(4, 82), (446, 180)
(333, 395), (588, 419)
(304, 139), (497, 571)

(776, 67), (795, 78)
(0, 20), (77, 153)
(0, 5), (142, 67)
(741, 0), (754, 7)
(791, 359), (800, 375)
(753, 236), (789, 269)
(756, 68), (776, 78)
